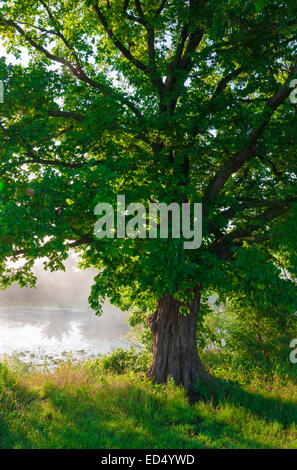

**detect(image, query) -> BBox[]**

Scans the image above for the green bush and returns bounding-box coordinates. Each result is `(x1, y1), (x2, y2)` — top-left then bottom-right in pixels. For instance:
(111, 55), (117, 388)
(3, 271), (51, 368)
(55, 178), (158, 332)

(92, 347), (152, 375)
(198, 298), (297, 377)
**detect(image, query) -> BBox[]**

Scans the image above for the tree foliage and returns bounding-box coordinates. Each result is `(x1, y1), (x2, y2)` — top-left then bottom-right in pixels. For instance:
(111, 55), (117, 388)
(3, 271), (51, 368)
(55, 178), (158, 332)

(0, 0), (296, 330)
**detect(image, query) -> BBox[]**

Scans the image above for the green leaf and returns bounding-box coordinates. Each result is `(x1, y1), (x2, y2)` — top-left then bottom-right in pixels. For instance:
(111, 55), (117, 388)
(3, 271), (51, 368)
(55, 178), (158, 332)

(255, 0), (266, 12)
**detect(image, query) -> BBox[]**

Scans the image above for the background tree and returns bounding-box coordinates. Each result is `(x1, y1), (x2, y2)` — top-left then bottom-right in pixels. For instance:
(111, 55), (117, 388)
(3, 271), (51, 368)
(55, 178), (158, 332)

(0, 0), (296, 396)
(199, 294), (297, 374)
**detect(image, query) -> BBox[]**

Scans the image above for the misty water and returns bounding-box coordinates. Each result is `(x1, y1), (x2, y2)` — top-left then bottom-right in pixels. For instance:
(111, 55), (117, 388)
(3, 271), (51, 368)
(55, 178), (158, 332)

(0, 256), (132, 365)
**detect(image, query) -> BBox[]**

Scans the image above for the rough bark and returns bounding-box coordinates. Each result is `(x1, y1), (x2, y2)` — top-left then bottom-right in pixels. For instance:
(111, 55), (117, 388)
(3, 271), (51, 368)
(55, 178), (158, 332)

(147, 287), (214, 398)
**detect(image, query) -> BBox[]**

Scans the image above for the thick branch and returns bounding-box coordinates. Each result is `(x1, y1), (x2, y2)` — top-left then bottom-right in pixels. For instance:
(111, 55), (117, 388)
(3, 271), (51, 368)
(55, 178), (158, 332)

(93, 3), (163, 92)
(48, 110), (84, 121)
(204, 61), (297, 202)
(92, 4), (148, 75)
(154, 0), (167, 17)
(0, 14), (142, 118)
(211, 68), (243, 99)
(211, 200), (295, 259)
(216, 198), (297, 223)
(10, 235), (93, 258)
(164, 1), (204, 114)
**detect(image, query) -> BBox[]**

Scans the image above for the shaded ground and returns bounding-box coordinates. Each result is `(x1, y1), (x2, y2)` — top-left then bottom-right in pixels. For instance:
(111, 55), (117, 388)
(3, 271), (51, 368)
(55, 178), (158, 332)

(0, 360), (297, 449)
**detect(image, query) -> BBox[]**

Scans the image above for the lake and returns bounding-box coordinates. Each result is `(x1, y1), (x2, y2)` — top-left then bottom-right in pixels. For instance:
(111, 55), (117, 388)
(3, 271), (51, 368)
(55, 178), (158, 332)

(0, 257), (131, 365)
(0, 304), (130, 365)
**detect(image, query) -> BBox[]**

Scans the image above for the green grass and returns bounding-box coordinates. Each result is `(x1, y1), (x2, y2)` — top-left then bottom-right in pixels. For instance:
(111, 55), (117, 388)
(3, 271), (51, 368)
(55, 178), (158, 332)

(0, 356), (297, 449)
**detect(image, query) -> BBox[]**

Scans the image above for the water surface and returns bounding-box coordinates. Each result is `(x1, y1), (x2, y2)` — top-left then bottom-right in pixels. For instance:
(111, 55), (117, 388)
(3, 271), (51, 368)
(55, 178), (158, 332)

(0, 304), (130, 365)
(0, 257), (134, 364)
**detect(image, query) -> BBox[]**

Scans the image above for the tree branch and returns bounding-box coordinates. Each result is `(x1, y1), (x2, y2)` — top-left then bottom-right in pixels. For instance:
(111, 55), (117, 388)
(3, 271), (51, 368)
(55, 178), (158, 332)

(154, 0), (167, 17)
(204, 60), (297, 202)
(92, 4), (148, 75)
(211, 200), (295, 259)
(163, 1), (204, 114)
(215, 198), (297, 223)
(211, 68), (243, 100)
(48, 110), (84, 121)
(0, 14), (142, 119)
(10, 235), (93, 258)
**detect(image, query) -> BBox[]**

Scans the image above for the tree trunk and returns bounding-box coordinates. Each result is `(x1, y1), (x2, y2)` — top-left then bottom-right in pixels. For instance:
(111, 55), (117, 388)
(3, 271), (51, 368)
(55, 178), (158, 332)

(147, 287), (214, 398)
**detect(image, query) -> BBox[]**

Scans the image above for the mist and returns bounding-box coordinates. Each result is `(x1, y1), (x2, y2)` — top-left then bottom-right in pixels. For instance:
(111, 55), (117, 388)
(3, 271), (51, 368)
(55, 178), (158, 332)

(1, 255), (100, 308)
(0, 255), (130, 362)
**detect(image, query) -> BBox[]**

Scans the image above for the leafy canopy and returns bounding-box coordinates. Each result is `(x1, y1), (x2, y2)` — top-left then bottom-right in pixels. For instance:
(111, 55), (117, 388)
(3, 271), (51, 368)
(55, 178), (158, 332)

(0, 0), (296, 318)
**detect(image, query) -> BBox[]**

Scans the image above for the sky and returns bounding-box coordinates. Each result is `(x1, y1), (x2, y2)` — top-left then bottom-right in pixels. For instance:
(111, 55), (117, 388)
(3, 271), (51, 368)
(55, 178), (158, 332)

(0, 40), (29, 66)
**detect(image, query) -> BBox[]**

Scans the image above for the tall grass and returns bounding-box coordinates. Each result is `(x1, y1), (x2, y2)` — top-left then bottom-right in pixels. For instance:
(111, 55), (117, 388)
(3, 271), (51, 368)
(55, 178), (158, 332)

(0, 350), (297, 449)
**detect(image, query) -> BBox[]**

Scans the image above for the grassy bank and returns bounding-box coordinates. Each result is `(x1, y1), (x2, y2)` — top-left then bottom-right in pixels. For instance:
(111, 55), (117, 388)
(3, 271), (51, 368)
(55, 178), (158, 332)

(0, 353), (297, 449)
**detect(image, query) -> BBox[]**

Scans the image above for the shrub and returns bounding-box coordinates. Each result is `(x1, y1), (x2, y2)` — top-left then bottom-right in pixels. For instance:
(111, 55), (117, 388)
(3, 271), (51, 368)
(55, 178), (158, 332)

(92, 347), (152, 375)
